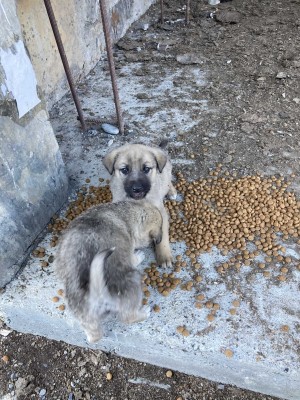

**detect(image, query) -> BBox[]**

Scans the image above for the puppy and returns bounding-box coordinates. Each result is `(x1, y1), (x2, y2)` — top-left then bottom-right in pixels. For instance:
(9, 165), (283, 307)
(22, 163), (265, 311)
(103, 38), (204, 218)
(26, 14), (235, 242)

(54, 200), (163, 343)
(103, 143), (177, 267)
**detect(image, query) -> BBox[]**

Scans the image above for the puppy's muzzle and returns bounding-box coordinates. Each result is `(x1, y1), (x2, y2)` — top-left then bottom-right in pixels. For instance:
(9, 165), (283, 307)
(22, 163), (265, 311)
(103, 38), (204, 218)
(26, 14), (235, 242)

(125, 177), (151, 200)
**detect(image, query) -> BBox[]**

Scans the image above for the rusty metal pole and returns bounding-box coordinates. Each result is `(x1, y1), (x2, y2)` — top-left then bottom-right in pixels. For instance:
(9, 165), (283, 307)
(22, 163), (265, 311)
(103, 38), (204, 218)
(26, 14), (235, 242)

(160, 0), (164, 23)
(99, 0), (125, 135)
(43, 0), (87, 131)
(186, 0), (190, 25)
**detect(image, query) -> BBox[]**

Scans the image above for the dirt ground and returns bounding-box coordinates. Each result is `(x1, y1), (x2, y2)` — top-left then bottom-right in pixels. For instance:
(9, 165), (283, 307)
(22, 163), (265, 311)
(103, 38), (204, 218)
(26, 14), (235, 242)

(1, 0), (300, 398)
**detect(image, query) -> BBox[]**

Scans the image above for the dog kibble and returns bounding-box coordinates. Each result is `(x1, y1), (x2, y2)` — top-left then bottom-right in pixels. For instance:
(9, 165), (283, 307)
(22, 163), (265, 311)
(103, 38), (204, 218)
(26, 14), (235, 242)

(224, 349), (234, 358)
(153, 305), (160, 312)
(40, 261), (49, 268)
(1, 355), (9, 363)
(57, 289), (64, 296)
(277, 274), (286, 281)
(52, 296), (60, 303)
(167, 172), (300, 285)
(229, 308), (237, 315)
(166, 370), (173, 378)
(58, 304), (65, 311)
(207, 314), (215, 322)
(205, 301), (213, 309)
(281, 325), (289, 332)
(177, 326), (184, 334)
(232, 300), (240, 308)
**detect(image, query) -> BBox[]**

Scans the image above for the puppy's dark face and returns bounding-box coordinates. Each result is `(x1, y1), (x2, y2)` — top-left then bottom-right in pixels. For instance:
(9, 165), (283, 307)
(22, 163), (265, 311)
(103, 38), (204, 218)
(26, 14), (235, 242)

(103, 146), (168, 200)
(122, 166), (152, 200)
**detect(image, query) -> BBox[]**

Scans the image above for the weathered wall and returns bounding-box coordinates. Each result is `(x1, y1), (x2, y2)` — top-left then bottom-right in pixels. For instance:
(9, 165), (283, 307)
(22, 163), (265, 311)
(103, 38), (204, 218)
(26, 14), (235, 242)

(16, 0), (155, 108)
(0, 0), (68, 287)
(0, 0), (154, 287)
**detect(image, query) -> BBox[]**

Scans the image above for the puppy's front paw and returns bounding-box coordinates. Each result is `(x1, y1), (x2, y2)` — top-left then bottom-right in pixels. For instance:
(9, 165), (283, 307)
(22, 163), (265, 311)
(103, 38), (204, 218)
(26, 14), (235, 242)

(156, 248), (173, 268)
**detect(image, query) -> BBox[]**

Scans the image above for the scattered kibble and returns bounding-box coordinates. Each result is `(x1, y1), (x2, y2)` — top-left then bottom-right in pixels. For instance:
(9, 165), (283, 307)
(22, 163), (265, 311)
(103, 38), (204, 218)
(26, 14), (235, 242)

(205, 301), (213, 309)
(207, 314), (215, 322)
(232, 300), (240, 308)
(52, 296), (60, 303)
(281, 325), (290, 332)
(277, 274), (286, 282)
(58, 304), (65, 311)
(224, 349), (234, 358)
(153, 305), (160, 313)
(176, 326), (184, 334)
(182, 329), (190, 337)
(40, 261), (49, 268)
(57, 289), (64, 296)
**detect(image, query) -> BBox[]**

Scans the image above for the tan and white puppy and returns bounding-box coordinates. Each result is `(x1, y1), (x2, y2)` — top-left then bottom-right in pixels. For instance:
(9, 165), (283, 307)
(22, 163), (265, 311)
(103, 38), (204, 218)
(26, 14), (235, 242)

(103, 143), (177, 267)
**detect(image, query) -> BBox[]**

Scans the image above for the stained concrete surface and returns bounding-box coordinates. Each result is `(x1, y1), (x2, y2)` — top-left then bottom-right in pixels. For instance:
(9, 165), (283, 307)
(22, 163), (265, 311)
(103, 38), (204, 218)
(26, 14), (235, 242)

(1, 1), (300, 399)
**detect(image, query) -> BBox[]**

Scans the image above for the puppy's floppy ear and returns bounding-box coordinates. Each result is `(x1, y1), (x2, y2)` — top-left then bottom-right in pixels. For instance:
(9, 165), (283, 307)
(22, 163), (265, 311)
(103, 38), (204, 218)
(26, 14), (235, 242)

(151, 148), (168, 173)
(103, 149), (119, 175)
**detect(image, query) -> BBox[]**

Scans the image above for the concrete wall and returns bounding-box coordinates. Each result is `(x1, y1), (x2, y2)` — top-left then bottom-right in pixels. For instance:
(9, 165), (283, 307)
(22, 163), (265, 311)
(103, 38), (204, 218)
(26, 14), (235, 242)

(0, 0), (154, 287)
(16, 0), (155, 108)
(0, 0), (68, 287)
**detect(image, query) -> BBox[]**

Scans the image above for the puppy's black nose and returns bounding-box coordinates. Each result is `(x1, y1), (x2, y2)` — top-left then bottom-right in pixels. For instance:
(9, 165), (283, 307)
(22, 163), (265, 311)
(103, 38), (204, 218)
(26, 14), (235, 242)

(132, 184), (143, 193)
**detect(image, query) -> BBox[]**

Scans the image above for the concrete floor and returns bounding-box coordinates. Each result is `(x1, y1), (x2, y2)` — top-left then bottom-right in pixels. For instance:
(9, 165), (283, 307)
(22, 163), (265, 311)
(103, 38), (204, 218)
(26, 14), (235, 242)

(1, 10), (300, 400)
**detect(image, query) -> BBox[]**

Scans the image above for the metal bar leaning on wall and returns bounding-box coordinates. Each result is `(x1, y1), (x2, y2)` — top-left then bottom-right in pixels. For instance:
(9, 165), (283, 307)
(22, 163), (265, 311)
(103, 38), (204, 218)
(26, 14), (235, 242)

(43, 0), (87, 131)
(99, 0), (125, 135)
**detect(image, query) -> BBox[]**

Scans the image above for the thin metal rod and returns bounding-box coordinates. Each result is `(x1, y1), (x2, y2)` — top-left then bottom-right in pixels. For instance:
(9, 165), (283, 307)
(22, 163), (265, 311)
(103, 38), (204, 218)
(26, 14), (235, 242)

(99, 0), (124, 135)
(43, 0), (87, 131)
(160, 0), (164, 23)
(186, 0), (190, 24)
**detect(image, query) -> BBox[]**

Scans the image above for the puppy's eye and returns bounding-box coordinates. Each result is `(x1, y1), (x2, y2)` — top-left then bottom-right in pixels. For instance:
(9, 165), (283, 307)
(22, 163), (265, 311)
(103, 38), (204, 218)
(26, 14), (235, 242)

(120, 167), (129, 175)
(143, 166), (151, 174)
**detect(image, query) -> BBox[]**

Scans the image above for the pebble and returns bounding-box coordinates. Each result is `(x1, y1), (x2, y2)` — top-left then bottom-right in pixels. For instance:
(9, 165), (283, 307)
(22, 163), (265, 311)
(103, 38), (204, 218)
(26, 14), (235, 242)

(39, 388), (46, 397)
(276, 72), (287, 79)
(101, 123), (119, 135)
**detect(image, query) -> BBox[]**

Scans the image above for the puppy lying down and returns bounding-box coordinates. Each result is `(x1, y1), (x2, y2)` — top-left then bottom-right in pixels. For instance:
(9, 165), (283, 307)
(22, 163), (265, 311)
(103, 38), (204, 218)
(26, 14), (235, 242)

(54, 200), (163, 343)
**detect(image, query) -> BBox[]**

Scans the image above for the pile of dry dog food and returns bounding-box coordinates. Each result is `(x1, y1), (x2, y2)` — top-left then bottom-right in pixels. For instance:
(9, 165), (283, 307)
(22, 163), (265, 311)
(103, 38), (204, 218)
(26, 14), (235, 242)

(40, 169), (300, 308)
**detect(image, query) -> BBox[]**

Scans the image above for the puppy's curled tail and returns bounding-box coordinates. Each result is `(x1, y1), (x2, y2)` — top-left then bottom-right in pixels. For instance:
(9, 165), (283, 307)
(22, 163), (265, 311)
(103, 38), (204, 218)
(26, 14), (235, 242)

(89, 248), (115, 300)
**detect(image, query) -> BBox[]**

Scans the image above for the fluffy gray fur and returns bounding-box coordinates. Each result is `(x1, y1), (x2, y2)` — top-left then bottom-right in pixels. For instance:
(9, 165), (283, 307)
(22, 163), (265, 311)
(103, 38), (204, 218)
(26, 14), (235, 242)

(54, 200), (162, 343)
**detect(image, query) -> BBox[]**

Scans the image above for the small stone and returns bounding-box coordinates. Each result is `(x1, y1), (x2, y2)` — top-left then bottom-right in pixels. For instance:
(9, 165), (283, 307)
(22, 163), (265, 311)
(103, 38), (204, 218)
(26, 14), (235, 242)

(276, 72), (287, 79)
(166, 370), (173, 378)
(101, 123), (119, 135)
(39, 388), (46, 396)
(176, 54), (206, 65)
(106, 372), (113, 380)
